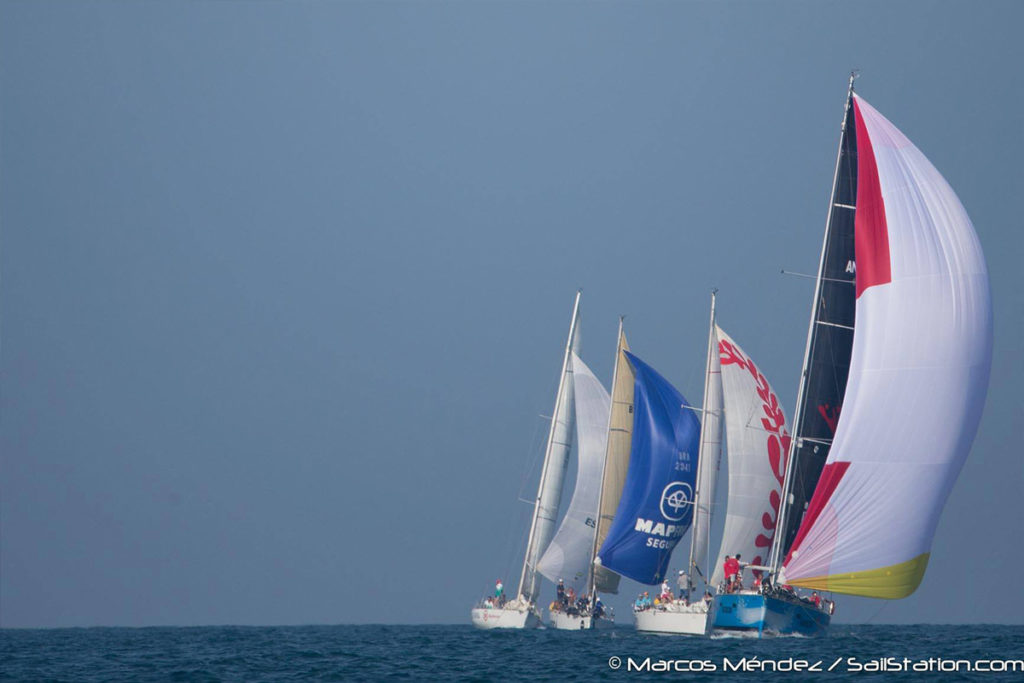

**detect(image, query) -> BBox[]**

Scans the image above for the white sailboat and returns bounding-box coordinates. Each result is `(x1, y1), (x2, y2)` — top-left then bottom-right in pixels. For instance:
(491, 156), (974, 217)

(540, 351), (613, 630)
(471, 291), (581, 629)
(634, 292), (723, 635)
(590, 335), (705, 623)
(633, 293), (790, 635)
(538, 319), (639, 630)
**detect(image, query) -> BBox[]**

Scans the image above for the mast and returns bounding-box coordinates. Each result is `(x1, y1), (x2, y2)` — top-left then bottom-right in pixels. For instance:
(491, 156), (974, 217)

(588, 316), (624, 599)
(770, 74), (859, 574)
(687, 290), (720, 584)
(517, 289), (582, 603)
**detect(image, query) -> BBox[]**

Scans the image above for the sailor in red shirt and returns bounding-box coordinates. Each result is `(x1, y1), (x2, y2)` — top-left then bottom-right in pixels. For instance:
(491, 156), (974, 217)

(722, 555), (739, 592)
(812, 591), (822, 608)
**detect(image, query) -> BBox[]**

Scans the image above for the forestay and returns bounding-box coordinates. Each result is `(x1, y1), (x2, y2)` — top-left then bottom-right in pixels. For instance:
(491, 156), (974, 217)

(781, 95), (992, 599)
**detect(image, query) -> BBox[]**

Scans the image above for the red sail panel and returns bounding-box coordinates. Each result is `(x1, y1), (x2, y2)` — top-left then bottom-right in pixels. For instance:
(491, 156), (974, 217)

(853, 98), (892, 299)
(783, 461), (850, 567)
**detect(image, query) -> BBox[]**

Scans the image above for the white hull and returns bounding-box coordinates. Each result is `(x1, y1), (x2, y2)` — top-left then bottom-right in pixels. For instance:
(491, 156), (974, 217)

(470, 606), (540, 630)
(548, 610), (614, 630)
(634, 603), (710, 635)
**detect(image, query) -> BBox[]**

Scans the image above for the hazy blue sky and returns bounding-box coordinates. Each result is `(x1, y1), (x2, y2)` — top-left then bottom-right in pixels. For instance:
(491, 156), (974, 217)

(2, 1), (1021, 627)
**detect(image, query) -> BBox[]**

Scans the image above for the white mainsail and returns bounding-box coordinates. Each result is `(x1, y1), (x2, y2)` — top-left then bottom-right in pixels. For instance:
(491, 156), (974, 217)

(688, 295), (723, 583)
(517, 292), (581, 604)
(780, 95), (992, 599)
(711, 326), (789, 586)
(537, 353), (611, 588)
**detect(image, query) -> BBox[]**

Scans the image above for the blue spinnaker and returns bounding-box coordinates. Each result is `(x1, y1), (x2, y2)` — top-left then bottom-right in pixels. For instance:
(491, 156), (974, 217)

(596, 351), (701, 585)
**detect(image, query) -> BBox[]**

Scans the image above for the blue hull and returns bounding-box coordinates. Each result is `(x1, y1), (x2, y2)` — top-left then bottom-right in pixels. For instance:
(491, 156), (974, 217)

(711, 593), (830, 637)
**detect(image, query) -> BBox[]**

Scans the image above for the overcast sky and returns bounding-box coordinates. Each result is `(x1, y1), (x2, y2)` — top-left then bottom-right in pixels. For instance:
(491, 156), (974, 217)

(2, 0), (1021, 627)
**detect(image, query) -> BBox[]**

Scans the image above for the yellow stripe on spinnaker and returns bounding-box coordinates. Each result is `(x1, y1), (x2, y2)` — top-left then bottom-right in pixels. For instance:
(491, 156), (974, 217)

(787, 553), (930, 599)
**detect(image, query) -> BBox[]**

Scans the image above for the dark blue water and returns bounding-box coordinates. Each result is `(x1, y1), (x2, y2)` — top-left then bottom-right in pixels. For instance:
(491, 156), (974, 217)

(2, 624), (1022, 681)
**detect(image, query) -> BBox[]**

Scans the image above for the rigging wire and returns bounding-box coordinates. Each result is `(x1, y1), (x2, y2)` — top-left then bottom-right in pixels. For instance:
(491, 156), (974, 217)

(488, 409), (549, 599)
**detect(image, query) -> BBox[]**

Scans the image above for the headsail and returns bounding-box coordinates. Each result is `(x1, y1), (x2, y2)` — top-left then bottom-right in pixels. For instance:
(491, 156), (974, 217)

(596, 351), (701, 585)
(780, 95), (992, 599)
(537, 353), (611, 588)
(517, 292), (581, 603)
(591, 325), (634, 594)
(711, 327), (788, 586)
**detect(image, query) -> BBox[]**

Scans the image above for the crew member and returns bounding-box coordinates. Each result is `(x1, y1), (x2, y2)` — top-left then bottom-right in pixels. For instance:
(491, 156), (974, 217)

(677, 570), (689, 604)
(723, 555), (739, 592)
(733, 554), (745, 590)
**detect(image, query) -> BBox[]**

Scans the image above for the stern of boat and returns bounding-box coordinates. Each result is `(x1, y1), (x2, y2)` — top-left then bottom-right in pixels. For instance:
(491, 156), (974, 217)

(471, 605), (540, 629)
(634, 602), (710, 635)
(711, 592), (829, 637)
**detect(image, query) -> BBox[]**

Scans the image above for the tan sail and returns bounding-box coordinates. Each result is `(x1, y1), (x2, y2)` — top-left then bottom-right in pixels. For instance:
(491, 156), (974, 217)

(592, 326), (634, 594)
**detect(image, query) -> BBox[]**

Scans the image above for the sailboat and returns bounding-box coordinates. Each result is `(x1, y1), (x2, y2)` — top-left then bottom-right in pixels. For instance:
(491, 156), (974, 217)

(634, 292), (722, 635)
(539, 349), (614, 630)
(703, 324), (796, 634)
(592, 339), (704, 620)
(636, 293), (789, 635)
(471, 290), (581, 629)
(536, 319), (638, 630)
(710, 75), (993, 637)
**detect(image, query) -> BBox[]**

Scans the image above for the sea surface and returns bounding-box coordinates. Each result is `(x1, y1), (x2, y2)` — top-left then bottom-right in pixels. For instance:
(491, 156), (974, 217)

(2, 624), (1022, 681)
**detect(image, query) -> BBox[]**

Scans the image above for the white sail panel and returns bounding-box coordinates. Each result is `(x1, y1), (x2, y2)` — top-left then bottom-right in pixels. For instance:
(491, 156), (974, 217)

(537, 353), (611, 588)
(781, 95), (992, 599)
(710, 327), (788, 586)
(689, 328), (722, 582)
(592, 329), (633, 594)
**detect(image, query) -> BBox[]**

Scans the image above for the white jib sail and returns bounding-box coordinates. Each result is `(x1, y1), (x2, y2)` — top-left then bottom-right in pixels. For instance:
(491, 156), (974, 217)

(537, 353), (611, 589)
(689, 328), (723, 582)
(711, 326), (789, 587)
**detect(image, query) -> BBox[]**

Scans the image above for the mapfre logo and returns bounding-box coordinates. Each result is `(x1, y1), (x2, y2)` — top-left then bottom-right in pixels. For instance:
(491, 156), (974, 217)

(659, 482), (693, 522)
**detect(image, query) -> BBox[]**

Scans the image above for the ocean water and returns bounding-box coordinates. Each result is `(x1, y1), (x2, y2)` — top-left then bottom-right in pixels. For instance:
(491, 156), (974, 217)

(2, 624), (1022, 681)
